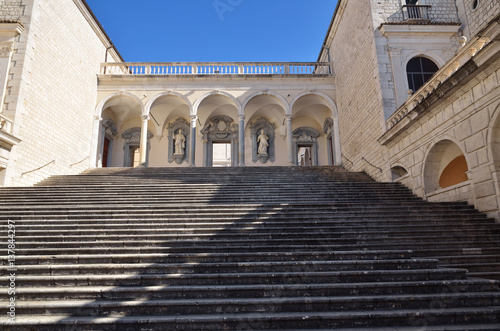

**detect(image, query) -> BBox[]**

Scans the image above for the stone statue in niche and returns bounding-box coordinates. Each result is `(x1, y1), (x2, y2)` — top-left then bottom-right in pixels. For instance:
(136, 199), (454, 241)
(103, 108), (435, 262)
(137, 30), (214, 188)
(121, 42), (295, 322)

(257, 130), (269, 155)
(174, 129), (186, 155)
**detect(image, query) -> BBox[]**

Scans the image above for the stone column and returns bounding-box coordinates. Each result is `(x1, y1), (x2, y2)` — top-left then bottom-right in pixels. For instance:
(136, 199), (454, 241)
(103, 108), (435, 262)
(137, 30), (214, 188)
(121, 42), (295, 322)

(238, 115), (245, 166)
(189, 115), (197, 166)
(139, 115), (149, 167)
(89, 116), (102, 168)
(286, 115), (294, 165)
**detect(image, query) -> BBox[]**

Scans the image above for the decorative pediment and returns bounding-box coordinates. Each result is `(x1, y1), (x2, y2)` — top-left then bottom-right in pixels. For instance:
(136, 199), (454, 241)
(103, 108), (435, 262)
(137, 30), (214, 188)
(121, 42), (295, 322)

(122, 127), (152, 144)
(102, 119), (118, 137)
(201, 115), (238, 142)
(293, 127), (320, 142)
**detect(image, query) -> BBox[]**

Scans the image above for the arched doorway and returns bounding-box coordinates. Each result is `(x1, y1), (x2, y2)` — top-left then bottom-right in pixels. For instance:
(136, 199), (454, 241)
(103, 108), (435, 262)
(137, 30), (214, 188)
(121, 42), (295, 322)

(201, 115), (239, 167)
(293, 127), (321, 166)
(196, 92), (240, 167)
(290, 92), (340, 166)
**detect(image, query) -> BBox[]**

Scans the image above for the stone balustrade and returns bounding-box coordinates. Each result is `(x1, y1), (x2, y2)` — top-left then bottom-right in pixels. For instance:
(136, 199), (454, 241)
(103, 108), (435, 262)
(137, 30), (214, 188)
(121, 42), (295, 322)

(386, 36), (490, 130)
(100, 62), (333, 76)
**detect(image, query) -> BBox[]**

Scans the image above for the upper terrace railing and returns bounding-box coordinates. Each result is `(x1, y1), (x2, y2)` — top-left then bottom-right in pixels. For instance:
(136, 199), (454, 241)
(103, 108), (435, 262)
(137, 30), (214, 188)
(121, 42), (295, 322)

(100, 62), (333, 76)
(402, 5), (431, 21)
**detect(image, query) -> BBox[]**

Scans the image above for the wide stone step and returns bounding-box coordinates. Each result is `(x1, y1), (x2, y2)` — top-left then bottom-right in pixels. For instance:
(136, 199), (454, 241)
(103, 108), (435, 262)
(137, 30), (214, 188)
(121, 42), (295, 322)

(7, 224), (499, 237)
(11, 243), (500, 259)
(14, 292), (500, 316)
(14, 279), (499, 301)
(0, 259), (440, 273)
(11, 268), (469, 287)
(3, 165), (499, 329)
(10, 231), (499, 245)
(1, 211), (488, 222)
(2, 250), (413, 264)
(3, 307), (500, 330)
(6, 220), (497, 234)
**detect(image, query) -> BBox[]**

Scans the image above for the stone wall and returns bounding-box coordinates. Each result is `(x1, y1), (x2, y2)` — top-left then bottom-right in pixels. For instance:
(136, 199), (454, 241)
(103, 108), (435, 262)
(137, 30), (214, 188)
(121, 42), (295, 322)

(384, 55), (500, 219)
(326, 0), (388, 181)
(371, 0), (459, 25)
(0, 0), (24, 22)
(462, 0), (500, 37)
(4, 0), (112, 186)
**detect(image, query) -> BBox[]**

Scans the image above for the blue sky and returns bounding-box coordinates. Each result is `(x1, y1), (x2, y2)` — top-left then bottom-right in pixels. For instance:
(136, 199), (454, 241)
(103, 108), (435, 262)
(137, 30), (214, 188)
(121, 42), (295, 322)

(85, 0), (337, 62)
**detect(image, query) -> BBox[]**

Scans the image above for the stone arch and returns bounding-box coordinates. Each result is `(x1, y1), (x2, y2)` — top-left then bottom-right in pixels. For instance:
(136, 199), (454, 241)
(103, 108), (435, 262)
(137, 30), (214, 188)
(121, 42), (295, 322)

(196, 92), (241, 167)
(423, 139), (470, 193)
(95, 91), (145, 118)
(242, 91), (289, 116)
(402, 51), (446, 69)
(193, 91), (241, 117)
(91, 92), (144, 168)
(487, 102), (500, 164)
(146, 93), (192, 139)
(487, 103), (500, 212)
(145, 91), (193, 116)
(290, 92), (341, 166)
(290, 91), (337, 117)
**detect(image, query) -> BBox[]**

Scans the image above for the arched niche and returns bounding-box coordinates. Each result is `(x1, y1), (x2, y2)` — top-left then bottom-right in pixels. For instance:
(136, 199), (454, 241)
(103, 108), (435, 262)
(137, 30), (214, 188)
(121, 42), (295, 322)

(293, 127), (321, 166)
(166, 118), (190, 165)
(391, 165), (409, 181)
(122, 127), (153, 167)
(200, 115), (239, 167)
(250, 117), (277, 164)
(424, 140), (469, 193)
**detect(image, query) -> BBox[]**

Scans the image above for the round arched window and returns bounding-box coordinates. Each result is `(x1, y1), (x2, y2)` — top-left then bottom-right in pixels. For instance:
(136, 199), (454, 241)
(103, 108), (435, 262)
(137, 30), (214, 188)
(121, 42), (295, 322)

(406, 57), (439, 92)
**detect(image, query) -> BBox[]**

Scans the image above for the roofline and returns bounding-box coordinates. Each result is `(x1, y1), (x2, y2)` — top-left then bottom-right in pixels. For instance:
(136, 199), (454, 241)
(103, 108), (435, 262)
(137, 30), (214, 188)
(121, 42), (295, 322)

(316, 0), (342, 62)
(79, 0), (124, 62)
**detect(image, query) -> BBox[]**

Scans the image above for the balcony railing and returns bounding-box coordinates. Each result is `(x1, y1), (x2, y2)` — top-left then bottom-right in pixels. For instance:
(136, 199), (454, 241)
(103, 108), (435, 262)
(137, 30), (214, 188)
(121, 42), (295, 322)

(402, 5), (431, 21)
(100, 62), (333, 76)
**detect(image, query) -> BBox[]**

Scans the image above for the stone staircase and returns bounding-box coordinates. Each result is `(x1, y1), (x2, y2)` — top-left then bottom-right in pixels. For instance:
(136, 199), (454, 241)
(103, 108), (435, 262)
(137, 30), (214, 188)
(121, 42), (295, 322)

(1, 166), (500, 330)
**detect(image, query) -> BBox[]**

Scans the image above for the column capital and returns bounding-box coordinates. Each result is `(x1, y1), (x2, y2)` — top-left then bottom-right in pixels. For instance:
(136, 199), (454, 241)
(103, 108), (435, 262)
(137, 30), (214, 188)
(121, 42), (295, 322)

(238, 115), (245, 121)
(190, 114), (197, 121)
(141, 115), (150, 121)
(94, 116), (102, 121)
(285, 114), (293, 120)
(0, 42), (14, 58)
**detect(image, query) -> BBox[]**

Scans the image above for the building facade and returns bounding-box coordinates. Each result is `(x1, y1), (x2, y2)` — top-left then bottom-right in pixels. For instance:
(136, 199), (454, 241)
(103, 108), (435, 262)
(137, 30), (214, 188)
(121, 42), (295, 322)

(1, 0), (500, 219)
